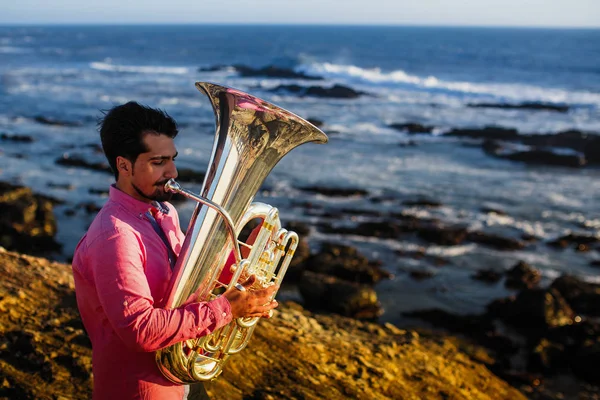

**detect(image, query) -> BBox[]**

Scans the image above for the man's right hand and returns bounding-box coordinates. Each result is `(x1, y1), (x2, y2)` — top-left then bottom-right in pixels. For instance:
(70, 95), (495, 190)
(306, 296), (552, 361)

(222, 275), (279, 319)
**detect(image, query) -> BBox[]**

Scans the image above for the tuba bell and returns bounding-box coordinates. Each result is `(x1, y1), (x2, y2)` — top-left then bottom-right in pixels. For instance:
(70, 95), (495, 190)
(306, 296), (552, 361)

(155, 82), (328, 383)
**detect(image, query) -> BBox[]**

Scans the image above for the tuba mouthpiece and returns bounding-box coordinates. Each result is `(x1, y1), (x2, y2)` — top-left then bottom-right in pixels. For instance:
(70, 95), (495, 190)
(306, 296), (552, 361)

(164, 179), (182, 194)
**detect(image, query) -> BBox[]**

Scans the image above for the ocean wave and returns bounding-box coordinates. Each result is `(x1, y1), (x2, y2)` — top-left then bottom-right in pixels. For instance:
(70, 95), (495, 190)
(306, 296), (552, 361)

(90, 61), (191, 75)
(297, 62), (600, 106)
(0, 46), (31, 54)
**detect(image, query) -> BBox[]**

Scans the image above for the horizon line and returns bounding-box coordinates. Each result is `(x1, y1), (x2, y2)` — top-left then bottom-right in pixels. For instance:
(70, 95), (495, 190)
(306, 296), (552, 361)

(0, 22), (599, 30)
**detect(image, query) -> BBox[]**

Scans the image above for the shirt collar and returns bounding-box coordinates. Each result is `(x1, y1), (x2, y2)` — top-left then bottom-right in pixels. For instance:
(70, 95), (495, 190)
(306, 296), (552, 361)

(109, 184), (170, 216)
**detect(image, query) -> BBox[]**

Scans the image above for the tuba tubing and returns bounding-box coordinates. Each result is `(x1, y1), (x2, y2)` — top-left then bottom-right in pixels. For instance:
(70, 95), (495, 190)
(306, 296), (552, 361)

(155, 82), (328, 383)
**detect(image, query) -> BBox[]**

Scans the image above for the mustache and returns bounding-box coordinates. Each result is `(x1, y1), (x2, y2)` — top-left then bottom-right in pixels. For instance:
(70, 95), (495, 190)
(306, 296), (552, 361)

(155, 180), (170, 187)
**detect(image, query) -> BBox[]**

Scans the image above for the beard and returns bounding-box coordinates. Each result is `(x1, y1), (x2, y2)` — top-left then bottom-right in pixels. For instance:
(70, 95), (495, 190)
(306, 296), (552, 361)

(132, 180), (173, 202)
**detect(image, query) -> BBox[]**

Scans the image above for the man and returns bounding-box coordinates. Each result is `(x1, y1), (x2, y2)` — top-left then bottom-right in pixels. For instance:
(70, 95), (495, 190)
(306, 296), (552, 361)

(72, 102), (278, 400)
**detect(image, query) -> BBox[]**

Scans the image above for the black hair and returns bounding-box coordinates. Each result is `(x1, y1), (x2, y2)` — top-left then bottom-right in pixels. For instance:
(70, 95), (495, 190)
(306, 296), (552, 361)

(98, 101), (178, 180)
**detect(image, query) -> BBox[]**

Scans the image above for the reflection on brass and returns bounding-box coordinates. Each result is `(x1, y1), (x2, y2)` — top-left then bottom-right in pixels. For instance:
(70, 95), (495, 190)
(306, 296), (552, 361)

(155, 82), (328, 383)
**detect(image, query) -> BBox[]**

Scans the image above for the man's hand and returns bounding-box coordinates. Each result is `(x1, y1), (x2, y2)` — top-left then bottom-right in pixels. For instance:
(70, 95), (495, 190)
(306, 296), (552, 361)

(222, 275), (279, 319)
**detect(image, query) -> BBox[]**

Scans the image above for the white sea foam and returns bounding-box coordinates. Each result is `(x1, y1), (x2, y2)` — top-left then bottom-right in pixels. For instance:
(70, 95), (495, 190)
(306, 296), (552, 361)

(0, 46), (31, 53)
(297, 62), (600, 106)
(90, 61), (191, 75)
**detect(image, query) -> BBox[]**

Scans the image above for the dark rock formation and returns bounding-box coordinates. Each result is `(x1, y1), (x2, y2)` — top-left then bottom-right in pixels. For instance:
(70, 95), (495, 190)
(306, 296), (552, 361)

(0, 181), (61, 256)
(389, 123), (434, 134)
(299, 185), (369, 197)
(269, 84), (366, 99)
(55, 153), (112, 174)
(33, 116), (82, 127)
(550, 275), (600, 317)
(446, 126), (520, 140)
(504, 261), (542, 289)
(467, 102), (569, 113)
(1, 133), (34, 142)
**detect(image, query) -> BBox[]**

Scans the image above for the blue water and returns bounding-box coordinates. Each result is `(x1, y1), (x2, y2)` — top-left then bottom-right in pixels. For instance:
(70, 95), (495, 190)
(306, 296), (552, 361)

(1, 25), (600, 325)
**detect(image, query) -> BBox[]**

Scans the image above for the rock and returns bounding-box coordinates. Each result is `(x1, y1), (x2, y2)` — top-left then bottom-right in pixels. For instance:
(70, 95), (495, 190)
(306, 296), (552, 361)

(0, 181), (62, 256)
(445, 126), (520, 140)
(503, 149), (586, 168)
(467, 102), (569, 113)
(409, 270), (435, 280)
(0, 248), (529, 400)
(486, 288), (576, 336)
(298, 270), (383, 319)
(584, 136), (600, 164)
(299, 185), (369, 197)
(33, 116), (82, 127)
(549, 233), (600, 251)
(467, 231), (525, 251)
(0, 133), (34, 142)
(416, 224), (468, 246)
(550, 275), (600, 317)
(232, 64), (322, 80)
(175, 168), (206, 184)
(389, 123), (434, 134)
(301, 242), (392, 284)
(472, 269), (503, 283)
(55, 153), (112, 174)
(270, 84), (366, 99)
(402, 198), (442, 207)
(504, 261), (541, 289)
(307, 118), (324, 127)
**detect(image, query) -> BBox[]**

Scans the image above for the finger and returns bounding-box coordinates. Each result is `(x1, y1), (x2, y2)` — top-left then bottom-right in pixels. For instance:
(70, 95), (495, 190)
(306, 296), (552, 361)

(241, 274), (256, 288)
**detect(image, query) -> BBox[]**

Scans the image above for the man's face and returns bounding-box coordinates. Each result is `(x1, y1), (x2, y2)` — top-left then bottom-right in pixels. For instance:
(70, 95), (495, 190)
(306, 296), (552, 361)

(128, 133), (178, 203)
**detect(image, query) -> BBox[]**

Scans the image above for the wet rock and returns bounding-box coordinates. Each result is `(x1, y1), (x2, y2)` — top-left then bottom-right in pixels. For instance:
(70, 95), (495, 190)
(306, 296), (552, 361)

(298, 270), (383, 319)
(445, 126), (520, 140)
(416, 224), (468, 246)
(550, 275), (600, 317)
(0, 181), (61, 256)
(33, 116), (82, 127)
(486, 288), (576, 336)
(467, 102), (569, 113)
(229, 64), (322, 80)
(549, 233), (600, 251)
(1, 133), (34, 142)
(307, 118), (324, 127)
(47, 182), (74, 190)
(395, 248), (449, 267)
(176, 168), (206, 184)
(467, 231), (525, 251)
(55, 153), (112, 174)
(301, 242), (392, 284)
(299, 185), (369, 197)
(409, 270), (435, 280)
(584, 136), (600, 164)
(503, 149), (586, 168)
(389, 123), (434, 134)
(270, 84), (366, 99)
(504, 261), (541, 290)
(472, 269), (503, 283)
(402, 198), (442, 207)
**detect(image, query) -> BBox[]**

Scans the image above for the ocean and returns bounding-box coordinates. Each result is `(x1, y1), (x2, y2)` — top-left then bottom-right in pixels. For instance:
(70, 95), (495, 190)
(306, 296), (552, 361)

(1, 24), (599, 326)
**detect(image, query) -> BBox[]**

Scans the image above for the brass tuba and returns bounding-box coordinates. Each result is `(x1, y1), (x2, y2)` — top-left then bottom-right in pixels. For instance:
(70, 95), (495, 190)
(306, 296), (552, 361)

(155, 82), (328, 383)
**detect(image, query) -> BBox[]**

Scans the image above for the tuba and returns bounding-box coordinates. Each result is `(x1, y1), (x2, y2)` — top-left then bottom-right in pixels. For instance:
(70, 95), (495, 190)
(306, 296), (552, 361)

(155, 82), (328, 383)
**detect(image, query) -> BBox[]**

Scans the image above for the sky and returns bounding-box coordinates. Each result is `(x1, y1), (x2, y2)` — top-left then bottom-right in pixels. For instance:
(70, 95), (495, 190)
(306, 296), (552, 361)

(0, 0), (598, 28)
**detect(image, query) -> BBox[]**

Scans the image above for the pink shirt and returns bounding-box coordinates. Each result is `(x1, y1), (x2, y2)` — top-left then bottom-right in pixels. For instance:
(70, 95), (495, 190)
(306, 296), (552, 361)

(72, 185), (232, 400)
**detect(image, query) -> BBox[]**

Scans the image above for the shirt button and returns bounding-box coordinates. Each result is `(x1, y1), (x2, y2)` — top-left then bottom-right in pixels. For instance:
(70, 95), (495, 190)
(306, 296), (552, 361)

(123, 301), (128, 306)
(222, 312), (227, 317)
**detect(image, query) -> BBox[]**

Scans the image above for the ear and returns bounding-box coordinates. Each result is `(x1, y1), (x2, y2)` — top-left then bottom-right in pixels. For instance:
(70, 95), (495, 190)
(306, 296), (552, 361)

(116, 156), (132, 177)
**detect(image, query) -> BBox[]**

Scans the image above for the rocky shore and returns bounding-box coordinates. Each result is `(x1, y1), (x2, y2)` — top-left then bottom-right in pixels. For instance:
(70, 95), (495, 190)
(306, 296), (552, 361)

(2, 180), (600, 399)
(0, 248), (526, 400)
